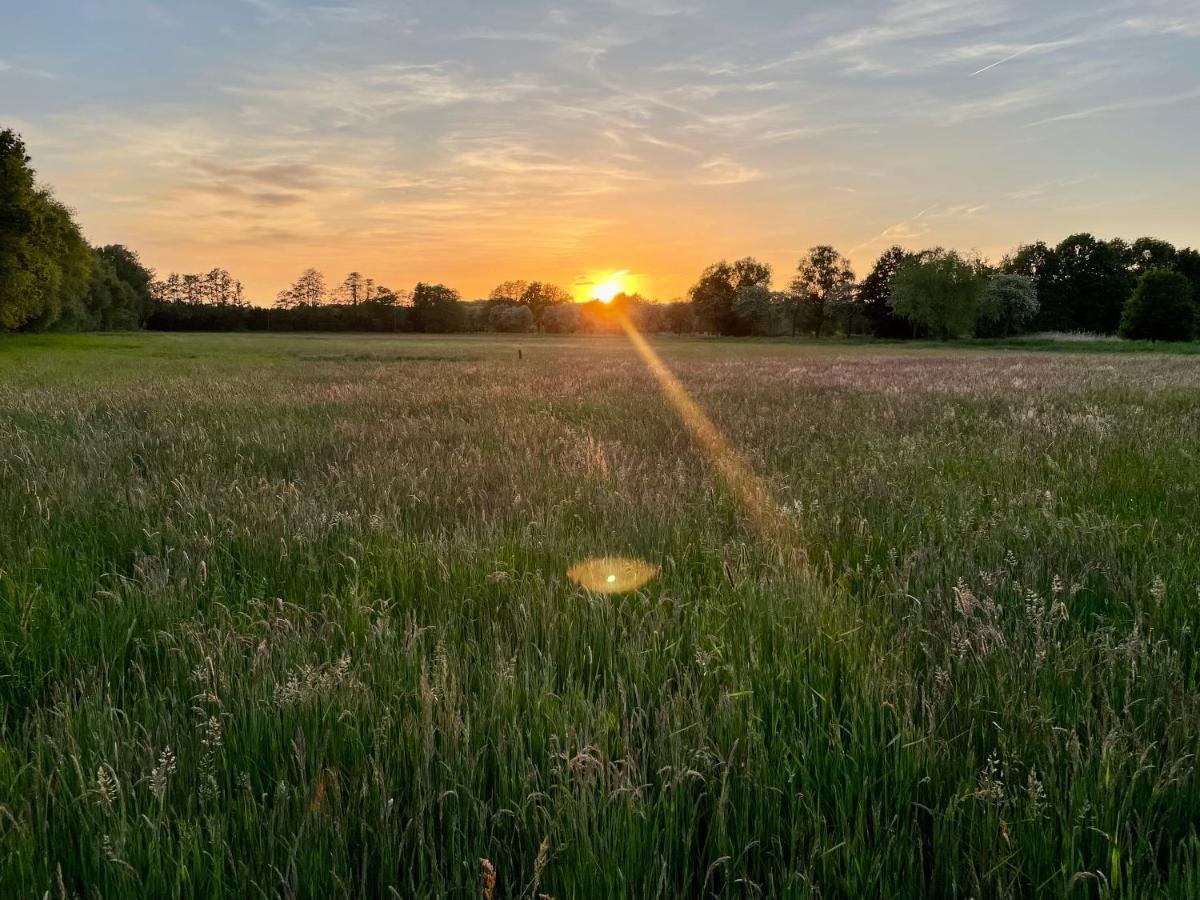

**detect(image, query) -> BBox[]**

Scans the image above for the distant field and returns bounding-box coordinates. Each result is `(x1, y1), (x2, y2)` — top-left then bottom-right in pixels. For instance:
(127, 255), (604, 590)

(2, 332), (1200, 898)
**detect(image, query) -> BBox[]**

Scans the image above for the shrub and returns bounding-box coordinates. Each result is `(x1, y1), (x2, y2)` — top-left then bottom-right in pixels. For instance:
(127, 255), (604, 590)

(541, 303), (582, 334)
(1119, 269), (1197, 342)
(489, 304), (534, 333)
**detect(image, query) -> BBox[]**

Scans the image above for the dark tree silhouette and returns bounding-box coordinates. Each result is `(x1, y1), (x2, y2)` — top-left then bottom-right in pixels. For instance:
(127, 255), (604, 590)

(1129, 237), (1178, 275)
(858, 246), (914, 338)
(276, 269), (326, 309)
(789, 246), (854, 338)
(410, 282), (463, 333)
(689, 257), (772, 335)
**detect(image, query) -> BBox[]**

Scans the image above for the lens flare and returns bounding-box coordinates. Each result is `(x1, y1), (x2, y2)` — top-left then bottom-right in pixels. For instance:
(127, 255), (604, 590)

(567, 557), (660, 594)
(564, 311), (804, 593)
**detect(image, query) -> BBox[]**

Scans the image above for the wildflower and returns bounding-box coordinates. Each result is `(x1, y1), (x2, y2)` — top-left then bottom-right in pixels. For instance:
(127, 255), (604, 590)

(201, 716), (223, 749)
(532, 835), (551, 895)
(976, 752), (1005, 805)
(149, 747), (177, 800)
(1026, 768), (1047, 820)
(480, 858), (497, 900)
(1150, 575), (1166, 605)
(95, 765), (119, 809)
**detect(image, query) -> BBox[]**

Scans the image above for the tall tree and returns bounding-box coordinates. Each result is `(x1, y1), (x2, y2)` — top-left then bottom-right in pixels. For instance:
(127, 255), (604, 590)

(85, 253), (142, 329)
(689, 257), (772, 335)
(488, 280), (529, 306)
(337, 271), (366, 306)
(789, 245), (855, 338)
(858, 246), (914, 338)
(1119, 270), (1196, 342)
(976, 273), (1040, 338)
(1001, 241), (1062, 329)
(23, 190), (92, 330)
(96, 245), (155, 323)
(1177, 248), (1200, 300)
(520, 281), (572, 331)
(0, 128), (39, 329)
(1053, 234), (1134, 334)
(276, 268), (326, 309)
(410, 282), (463, 333)
(0, 131), (91, 330)
(733, 284), (784, 336)
(1128, 237), (1178, 275)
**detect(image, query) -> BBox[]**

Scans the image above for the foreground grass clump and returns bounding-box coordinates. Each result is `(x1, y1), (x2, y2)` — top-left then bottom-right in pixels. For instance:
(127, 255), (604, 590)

(2, 332), (1200, 898)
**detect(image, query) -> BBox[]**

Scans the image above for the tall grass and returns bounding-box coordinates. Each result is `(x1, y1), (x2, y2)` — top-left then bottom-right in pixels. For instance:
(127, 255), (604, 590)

(1, 333), (1199, 898)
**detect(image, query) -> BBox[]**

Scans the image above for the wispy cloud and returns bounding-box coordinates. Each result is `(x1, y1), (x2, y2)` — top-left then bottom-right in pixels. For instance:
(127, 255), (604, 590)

(696, 155), (761, 186)
(226, 62), (554, 128)
(1025, 85), (1200, 127)
(0, 59), (56, 79)
(1121, 15), (1200, 38)
(9, 0), (1200, 299)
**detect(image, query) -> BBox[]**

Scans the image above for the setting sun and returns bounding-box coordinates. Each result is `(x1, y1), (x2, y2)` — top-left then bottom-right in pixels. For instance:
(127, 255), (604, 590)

(589, 270), (631, 303)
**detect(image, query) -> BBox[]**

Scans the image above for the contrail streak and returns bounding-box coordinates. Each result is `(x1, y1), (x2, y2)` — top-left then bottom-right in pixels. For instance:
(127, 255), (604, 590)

(970, 44), (1039, 76)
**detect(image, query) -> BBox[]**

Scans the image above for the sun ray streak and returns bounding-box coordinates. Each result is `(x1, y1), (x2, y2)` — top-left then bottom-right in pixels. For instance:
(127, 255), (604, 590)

(616, 312), (804, 562)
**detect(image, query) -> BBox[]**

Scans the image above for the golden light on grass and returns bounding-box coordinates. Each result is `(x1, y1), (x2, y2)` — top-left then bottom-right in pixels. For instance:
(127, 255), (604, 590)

(615, 310), (801, 557)
(565, 310), (803, 593)
(567, 557), (661, 594)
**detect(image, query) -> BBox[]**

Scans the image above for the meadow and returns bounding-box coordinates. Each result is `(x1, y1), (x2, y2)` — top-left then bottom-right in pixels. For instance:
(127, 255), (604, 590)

(1, 331), (1199, 899)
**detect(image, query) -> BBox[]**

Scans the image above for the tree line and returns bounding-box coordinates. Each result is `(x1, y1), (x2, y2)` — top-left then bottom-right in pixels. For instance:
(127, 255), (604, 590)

(686, 240), (1200, 343)
(3, 126), (1199, 342)
(96, 242), (1200, 344)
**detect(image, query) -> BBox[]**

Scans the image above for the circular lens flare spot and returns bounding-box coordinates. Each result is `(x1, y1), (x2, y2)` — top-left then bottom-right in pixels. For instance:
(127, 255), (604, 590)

(568, 557), (660, 594)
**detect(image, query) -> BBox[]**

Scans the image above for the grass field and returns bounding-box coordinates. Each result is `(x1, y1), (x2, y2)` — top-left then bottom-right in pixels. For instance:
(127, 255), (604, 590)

(2, 332), (1200, 898)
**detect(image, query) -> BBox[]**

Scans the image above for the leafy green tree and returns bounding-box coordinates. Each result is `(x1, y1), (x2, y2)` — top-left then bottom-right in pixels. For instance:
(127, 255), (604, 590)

(24, 191), (92, 331)
(859, 246), (914, 338)
(520, 282), (571, 331)
(890, 249), (985, 340)
(85, 253), (142, 330)
(1119, 269), (1196, 342)
(662, 300), (695, 334)
(1001, 241), (1061, 330)
(976, 273), (1039, 338)
(411, 282), (463, 333)
(96, 245), (155, 324)
(1004, 235), (1131, 333)
(689, 257), (772, 335)
(789, 245), (854, 337)
(0, 129), (102, 331)
(488, 280), (571, 331)
(733, 284), (783, 336)
(0, 128), (39, 329)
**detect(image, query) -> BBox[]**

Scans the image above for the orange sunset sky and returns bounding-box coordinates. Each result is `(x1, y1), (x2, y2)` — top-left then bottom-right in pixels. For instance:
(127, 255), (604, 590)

(3, 0), (1199, 303)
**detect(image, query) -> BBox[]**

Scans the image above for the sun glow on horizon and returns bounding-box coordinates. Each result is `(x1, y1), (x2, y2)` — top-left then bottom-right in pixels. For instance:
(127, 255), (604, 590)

(584, 270), (632, 303)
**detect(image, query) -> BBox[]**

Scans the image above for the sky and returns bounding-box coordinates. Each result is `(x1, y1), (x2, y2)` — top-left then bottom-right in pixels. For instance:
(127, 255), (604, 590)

(2, 0), (1199, 303)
